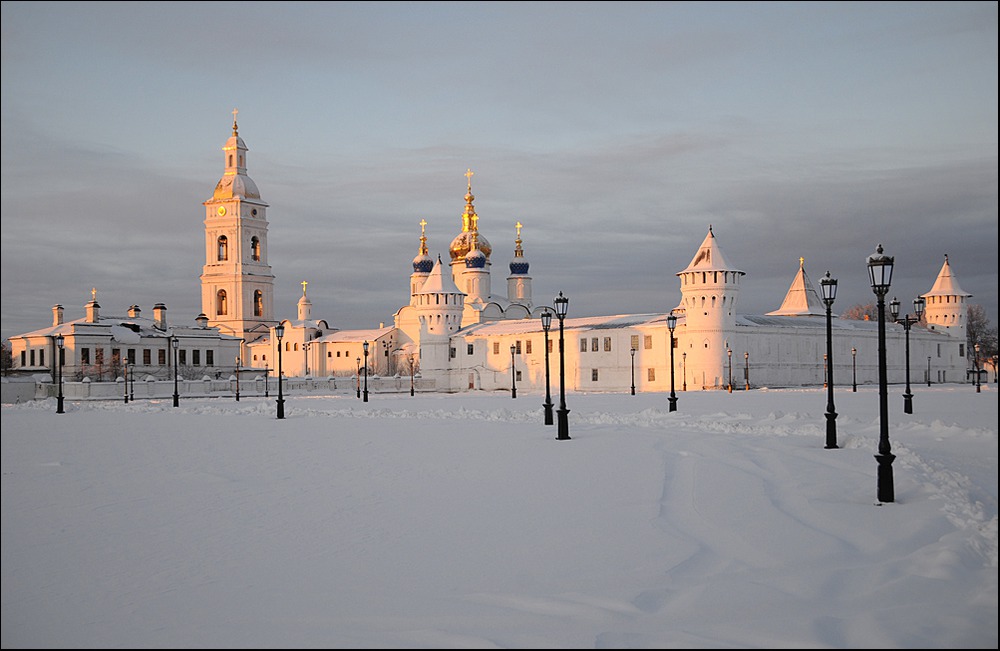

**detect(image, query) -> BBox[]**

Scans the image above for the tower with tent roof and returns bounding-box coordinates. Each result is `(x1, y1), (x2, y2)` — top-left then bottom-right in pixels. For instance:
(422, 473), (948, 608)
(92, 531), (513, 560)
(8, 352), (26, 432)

(922, 254), (972, 352)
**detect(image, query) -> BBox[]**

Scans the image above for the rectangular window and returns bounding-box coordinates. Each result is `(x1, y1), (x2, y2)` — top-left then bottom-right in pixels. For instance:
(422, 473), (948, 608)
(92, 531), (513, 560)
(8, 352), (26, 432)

(468, 343), (474, 355)
(20, 351), (26, 366)
(959, 343), (965, 358)
(82, 348), (90, 364)
(206, 350), (214, 366)
(127, 348), (136, 364)
(30, 349), (36, 366)
(143, 349), (151, 365)
(40, 350), (44, 366)
(580, 338), (587, 352)
(494, 342), (500, 355)
(179, 350), (187, 366)
(525, 340), (532, 354)
(515, 340), (522, 354)
(450, 347), (456, 359)
(193, 350), (201, 366)
(631, 335), (640, 351)
(937, 344), (941, 358)
(95, 348), (104, 367)
(158, 349), (166, 365)
(604, 337), (612, 352)
(644, 335), (653, 350)
(111, 348), (120, 366)
(648, 367), (656, 381)
(592, 368), (599, 381)
(591, 338), (598, 352)
(516, 370), (522, 381)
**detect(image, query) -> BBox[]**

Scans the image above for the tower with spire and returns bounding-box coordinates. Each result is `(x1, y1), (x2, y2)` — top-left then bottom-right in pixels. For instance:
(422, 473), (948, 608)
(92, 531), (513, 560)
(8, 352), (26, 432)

(676, 226), (745, 389)
(449, 169), (493, 319)
(506, 221), (533, 309)
(922, 254), (972, 344)
(200, 110), (276, 345)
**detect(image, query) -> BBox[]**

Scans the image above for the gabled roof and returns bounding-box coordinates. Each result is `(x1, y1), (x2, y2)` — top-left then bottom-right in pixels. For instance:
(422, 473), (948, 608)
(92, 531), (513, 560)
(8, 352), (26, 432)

(922, 254), (972, 299)
(766, 258), (826, 317)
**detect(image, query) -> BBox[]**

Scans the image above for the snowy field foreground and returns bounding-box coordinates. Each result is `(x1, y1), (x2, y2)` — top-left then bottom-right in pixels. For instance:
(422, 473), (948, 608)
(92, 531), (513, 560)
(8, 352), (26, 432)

(2, 385), (997, 649)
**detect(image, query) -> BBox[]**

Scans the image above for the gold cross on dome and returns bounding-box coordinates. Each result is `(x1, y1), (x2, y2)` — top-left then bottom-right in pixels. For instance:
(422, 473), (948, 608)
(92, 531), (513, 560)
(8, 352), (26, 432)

(465, 168), (474, 188)
(515, 221), (522, 238)
(419, 218), (427, 235)
(301, 280), (308, 297)
(92, 287), (97, 301)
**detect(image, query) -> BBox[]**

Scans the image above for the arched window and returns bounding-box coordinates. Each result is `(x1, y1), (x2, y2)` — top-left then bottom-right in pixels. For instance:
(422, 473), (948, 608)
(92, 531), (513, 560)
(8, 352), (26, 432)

(251, 236), (261, 261)
(217, 235), (228, 261)
(216, 290), (227, 316)
(228, 154), (233, 167)
(254, 290), (263, 317)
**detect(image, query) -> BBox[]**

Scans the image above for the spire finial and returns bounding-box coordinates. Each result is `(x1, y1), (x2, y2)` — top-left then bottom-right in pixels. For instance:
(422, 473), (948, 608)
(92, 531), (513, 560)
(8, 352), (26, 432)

(91, 287), (97, 302)
(232, 108), (239, 136)
(418, 219), (428, 255)
(800, 256), (805, 268)
(513, 221), (524, 258)
(462, 169), (478, 233)
(301, 280), (308, 298)
(465, 168), (474, 190)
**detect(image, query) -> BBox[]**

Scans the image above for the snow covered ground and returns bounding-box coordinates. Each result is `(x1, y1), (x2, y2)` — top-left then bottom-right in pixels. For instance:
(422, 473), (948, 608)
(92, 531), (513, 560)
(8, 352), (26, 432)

(2, 384), (996, 648)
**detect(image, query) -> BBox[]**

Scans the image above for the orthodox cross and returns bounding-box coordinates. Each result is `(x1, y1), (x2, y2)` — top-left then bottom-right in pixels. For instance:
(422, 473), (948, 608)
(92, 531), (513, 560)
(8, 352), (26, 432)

(301, 280), (308, 297)
(465, 168), (474, 189)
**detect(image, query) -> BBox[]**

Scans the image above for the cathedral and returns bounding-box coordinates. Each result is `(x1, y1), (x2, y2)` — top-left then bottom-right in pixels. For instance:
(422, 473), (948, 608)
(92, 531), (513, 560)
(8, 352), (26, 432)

(7, 115), (974, 397)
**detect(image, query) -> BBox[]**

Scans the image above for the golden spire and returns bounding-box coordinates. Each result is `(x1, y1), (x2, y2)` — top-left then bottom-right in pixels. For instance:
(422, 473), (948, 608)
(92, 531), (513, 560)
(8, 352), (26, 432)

(91, 287), (97, 302)
(419, 219), (428, 255)
(799, 256), (805, 268)
(462, 168), (477, 233)
(232, 108), (239, 136)
(514, 221), (524, 258)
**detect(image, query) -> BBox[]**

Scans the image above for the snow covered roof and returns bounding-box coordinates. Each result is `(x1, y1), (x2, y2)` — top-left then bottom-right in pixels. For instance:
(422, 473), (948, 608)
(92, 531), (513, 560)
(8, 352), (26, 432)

(922, 254), (972, 299)
(414, 256), (464, 295)
(677, 226), (745, 275)
(766, 258), (827, 317)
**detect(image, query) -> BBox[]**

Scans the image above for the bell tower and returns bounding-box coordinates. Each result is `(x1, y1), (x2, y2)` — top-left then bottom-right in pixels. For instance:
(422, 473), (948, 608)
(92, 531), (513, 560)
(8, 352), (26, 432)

(200, 110), (276, 344)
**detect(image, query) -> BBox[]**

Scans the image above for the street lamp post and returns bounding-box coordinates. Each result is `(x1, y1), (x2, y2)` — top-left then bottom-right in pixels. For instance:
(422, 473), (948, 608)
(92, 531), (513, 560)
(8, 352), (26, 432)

(123, 358), (129, 404)
(993, 354), (998, 384)
(129, 353), (134, 401)
(974, 343), (981, 393)
(744, 351), (749, 391)
(727, 347), (733, 393)
(820, 271), (839, 449)
(363, 341), (369, 402)
(823, 353), (828, 389)
(852, 347), (857, 392)
(510, 344), (517, 399)
(264, 363), (269, 397)
(275, 325), (285, 419)
(927, 356), (932, 387)
(171, 335), (180, 408)
(868, 244), (895, 503)
(668, 312), (678, 412)
(235, 356), (241, 402)
(630, 347), (636, 396)
(409, 355), (415, 396)
(541, 310), (554, 425)
(890, 295), (924, 414)
(554, 292), (570, 440)
(56, 334), (65, 414)
(682, 351), (687, 391)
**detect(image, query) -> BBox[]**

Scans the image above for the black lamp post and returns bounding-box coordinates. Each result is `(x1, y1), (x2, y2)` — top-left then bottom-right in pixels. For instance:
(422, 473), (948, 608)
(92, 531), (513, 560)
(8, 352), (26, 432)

(823, 353), (828, 389)
(727, 347), (733, 393)
(890, 295), (924, 414)
(56, 334), (65, 414)
(275, 324), (285, 419)
(171, 335), (180, 408)
(363, 341), (369, 402)
(235, 355), (241, 402)
(868, 244), (895, 503)
(541, 310), (554, 425)
(554, 291), (570, 440)
(820, 270), (838, 449)
(682, 351), (687, 391)
(129, 352), (134, 401)
(927, 356), (932, 387)
(264, 363), (269, 397)
(744, 351), (749, 391)
(852, 347), (857, 392)
(974, 343), (981, 393)
(993, 355), (998, 384)
(630, 347), (636, 396)
(356, 357), (361, 398)
(409, 355), (415, 396)
(667, 312), (678, 411)
(123, 358), (129, 404)
(510, 344), (517, 399)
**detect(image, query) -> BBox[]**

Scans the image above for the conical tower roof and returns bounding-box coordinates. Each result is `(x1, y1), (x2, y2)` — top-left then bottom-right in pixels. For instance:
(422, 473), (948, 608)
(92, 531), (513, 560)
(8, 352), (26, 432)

(922, 254), (972, 299)
(766, 258), (826, 316)
(416, 256), (465, 296)
(677, 226), (744, 275)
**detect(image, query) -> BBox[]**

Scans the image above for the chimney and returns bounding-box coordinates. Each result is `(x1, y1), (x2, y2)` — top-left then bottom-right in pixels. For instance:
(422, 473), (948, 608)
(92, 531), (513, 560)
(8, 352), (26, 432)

(153, 303), (167, 330)
(196, 313), (209, 329)
(128, 304), (141, 318)
(52, 304), (64, 327)
(85, 298), (100, 323)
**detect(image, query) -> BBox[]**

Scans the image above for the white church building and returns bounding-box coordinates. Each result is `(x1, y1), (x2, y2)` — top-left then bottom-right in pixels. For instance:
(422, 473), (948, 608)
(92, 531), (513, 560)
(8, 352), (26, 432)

(8, 116), (974, 396)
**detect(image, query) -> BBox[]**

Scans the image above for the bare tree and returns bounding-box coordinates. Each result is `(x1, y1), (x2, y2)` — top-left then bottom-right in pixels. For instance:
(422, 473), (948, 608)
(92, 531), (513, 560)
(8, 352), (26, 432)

(967, 304), (998, 360)
(840, 303), (877, 321)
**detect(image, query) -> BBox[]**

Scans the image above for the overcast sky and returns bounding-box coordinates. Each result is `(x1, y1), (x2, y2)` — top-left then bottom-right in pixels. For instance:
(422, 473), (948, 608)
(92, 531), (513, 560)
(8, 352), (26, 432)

(2, 1), (996, 341)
